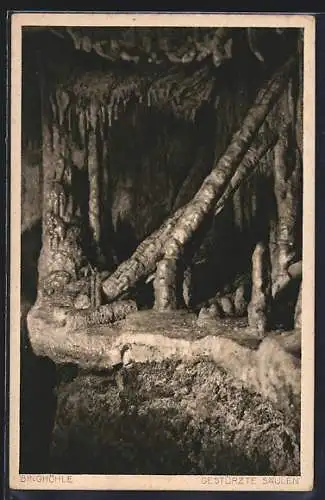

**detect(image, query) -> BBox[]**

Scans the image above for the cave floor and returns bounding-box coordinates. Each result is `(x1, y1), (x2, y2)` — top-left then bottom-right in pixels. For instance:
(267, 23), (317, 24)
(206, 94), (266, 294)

(50, 356), (300, 476)
(24, 307), (301, 476)
(28, 305), (301, 368)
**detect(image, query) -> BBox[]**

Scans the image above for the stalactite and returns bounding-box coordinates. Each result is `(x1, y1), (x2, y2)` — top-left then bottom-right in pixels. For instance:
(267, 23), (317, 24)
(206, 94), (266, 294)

(45, 92), (68, 187)
(100, 115), (112, 262)
(100, 105), (106, 133)
(150, 57), (294, 312)
(166, 58), (294, 259)
(102, 57), (295, 305)
(56, 88), (70, 128)
(87, 105), (101, 249)
(78, 109), (84, 147)
(108, 106), (112, 127)
(83, 109), (88, 142)
(49, 93), (58, 125)
(67, 105), (72, 132)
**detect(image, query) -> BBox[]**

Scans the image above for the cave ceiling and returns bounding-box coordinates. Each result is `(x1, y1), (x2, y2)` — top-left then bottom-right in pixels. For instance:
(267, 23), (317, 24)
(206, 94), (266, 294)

(26, 26), (299, 69)
(23, 26), (300, 125)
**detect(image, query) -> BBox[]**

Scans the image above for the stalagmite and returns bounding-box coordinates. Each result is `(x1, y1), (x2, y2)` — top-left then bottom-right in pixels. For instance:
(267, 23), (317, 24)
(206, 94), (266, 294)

(90, 268), (102, 308)
(271, 124), (301, 296)
(165, 57), (295, 259)
(268, 41), (302, 300)
(102, 206), (185, 302)
(102, 56), (295, 305)
(288, 260), (302, 280)
(154, 56), (295, 311)
(182, 266), (193, 308)
(294, 283), (302, 329)
(154, 259), (178, 310)
(247, 241), (272, 333)
(38, 84), (91, 283)
(234, 284), (248, 316)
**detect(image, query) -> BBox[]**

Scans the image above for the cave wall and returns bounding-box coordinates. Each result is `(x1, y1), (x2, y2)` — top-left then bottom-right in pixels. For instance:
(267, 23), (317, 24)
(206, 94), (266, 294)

(21, 34), (303, 307)
(21, 37), (265, 269)
(21, 27), (303, 302)
(21, 146), (42, 232)
(19, 27), (303, 475)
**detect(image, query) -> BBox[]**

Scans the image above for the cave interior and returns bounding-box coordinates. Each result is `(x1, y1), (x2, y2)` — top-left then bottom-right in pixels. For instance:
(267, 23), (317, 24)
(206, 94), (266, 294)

(22, 26), (302, 330)
(20, 25), (303, 475)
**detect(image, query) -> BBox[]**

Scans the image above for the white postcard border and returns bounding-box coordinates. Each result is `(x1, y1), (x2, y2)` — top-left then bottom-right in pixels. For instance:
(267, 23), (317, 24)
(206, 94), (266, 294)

(9, 12), (315, 492)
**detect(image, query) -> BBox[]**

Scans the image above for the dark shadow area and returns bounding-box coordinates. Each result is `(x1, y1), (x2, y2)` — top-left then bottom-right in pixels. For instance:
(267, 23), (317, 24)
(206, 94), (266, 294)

(19, 309), (57, 473)
(20, 223), (58, 473)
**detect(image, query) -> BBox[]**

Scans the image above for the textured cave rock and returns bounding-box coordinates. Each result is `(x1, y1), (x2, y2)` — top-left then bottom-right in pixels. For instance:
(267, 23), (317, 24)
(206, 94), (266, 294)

(20, 27), (304, 475)
(22, 29), (302, 293)
(50, 359), (300, 475)
(27, 307), (301, 412)
(32, 26), (298, 69)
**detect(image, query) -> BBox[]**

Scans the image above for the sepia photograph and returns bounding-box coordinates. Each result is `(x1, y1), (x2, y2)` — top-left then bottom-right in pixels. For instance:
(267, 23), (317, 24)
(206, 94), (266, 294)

(9, 12), (315, 492)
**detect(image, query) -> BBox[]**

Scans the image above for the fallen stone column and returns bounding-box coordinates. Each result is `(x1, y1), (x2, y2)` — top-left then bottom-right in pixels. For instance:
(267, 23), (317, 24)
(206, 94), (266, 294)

(102, 206), (185, 302)
(155, 57), (295, 311)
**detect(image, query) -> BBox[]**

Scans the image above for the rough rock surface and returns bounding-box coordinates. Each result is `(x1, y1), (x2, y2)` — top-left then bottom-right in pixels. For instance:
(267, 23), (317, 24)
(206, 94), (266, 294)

(26, 303), (301, 475)
(23, 302), (301, 476)
(27, 309), (301, 412)
(50, 359), (300, 475)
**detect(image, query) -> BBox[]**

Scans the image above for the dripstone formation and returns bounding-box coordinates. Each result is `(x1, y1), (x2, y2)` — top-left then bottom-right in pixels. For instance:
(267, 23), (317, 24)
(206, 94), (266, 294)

(22, 26), (303, 475)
